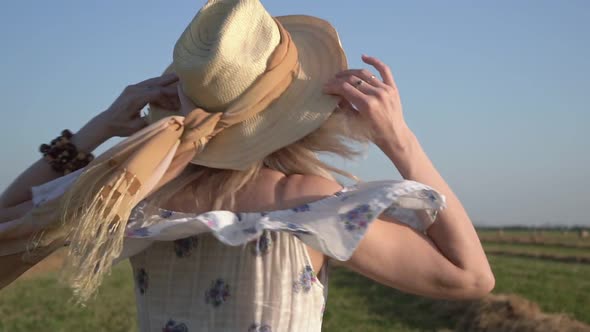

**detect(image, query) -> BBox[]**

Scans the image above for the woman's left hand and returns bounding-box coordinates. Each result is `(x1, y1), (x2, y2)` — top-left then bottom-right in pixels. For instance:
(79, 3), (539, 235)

(322, 55), (412, 150)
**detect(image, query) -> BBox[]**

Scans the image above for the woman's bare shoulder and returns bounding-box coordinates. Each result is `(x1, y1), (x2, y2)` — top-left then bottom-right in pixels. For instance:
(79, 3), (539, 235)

(164, 169), (343, 213)
(235, 170), (343, 211)
(280, 173), (343, 206)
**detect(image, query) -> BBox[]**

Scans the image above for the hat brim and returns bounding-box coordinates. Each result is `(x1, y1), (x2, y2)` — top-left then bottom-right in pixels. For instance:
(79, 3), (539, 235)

(151, 15), (347, 170)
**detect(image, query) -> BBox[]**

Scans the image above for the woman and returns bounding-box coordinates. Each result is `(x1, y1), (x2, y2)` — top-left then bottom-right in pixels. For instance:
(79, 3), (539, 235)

(0, 0), (494, 331)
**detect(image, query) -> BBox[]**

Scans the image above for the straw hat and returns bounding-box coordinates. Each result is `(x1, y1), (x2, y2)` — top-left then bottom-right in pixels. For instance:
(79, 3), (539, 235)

(149, 0), (347, 170)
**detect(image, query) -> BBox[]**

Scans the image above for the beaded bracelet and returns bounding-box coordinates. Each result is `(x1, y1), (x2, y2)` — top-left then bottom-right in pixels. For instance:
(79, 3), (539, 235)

(40, 130), (95, 174)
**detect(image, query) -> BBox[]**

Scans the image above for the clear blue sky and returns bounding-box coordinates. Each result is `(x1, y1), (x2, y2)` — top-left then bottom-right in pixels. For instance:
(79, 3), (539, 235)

(0, 1), (588, 226)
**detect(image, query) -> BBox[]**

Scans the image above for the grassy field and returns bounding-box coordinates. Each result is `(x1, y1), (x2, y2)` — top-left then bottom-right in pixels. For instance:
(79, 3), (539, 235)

(324, 255), (590, 331)
(478, 228), (590, 248)
(487, 255), (590, 322)
(478, 228), (588, 239)
(0, 229), (589, 331)
(483, 242), (590, 257)
(0, 262), (137, 332)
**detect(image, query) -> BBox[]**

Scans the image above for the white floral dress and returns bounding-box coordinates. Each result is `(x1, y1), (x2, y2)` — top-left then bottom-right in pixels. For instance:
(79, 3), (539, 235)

(31, 173), (446, 332)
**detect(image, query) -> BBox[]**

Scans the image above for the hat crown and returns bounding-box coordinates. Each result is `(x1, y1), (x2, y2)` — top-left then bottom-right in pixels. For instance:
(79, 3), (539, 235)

(173, 0), (281, 112)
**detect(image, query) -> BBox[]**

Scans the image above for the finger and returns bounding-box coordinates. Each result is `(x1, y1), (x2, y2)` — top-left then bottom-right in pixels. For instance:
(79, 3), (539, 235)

(140, 85), (179, 103)
(337, 99), (362, 115)
(361, 55), (396, 89)
(150, 98), (180, 111)
(177, 84), (201, 114)
(161, 78), (179, 87)
(334, 74), (380, 96)
(136, 73), (179, 88)
(128, 117), (148, 133)
(323, 78), (372, 111)
(159, 85), (180, 98)
(125, 86), (173, 113)
(335, 69), (386, 88)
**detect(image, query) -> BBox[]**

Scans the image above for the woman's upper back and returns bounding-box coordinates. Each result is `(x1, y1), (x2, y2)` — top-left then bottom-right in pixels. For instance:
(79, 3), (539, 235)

(166, 168), (343, 218)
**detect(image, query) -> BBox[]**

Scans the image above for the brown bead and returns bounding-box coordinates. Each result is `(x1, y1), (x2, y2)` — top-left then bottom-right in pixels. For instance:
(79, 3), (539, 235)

(39, 144), (51, 153)
(62, 129), (73, 139)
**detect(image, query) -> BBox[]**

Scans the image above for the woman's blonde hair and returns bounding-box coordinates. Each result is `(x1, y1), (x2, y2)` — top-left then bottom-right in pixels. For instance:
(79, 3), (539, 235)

(152, 105), (372, 212)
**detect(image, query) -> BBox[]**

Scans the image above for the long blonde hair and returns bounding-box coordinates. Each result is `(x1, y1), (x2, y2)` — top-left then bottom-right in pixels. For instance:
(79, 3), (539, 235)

(152, 105), (372, 212)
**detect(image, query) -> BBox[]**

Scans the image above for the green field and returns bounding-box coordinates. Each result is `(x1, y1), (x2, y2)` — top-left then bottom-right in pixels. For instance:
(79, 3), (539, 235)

(483, 242), (590, 257)
(477, 229), (586, 239)
(478, 229), (590, 248)
(0, 229), (589, 331)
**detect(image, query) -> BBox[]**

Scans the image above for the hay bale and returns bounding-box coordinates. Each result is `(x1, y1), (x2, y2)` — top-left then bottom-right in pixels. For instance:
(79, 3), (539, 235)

(453, 294), (590, 332)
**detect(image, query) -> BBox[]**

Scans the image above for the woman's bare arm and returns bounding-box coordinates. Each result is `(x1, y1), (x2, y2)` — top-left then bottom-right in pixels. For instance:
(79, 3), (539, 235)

(0, 117), (111, 208)
(381, 126), (493, 288)
(323, 55), (494, 299)
(340, 131), (494, 299)
(0, 74), (180, 210)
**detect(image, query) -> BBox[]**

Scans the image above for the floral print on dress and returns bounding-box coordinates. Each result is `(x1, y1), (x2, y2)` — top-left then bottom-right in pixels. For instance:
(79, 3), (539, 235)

(338, 185), (358, 201)
(160, 209), (174, 218)
(291, 204), (310, 213)
(419, 189), (439, 203)
(242, 226), (258, 235)
(136, 268), (148, 295)
(162, 319), (188, 332)
(205, 218), (218, 229)
(286, 222), (309, 234)
(129, 226), (151, 237)
(339, 204), (374, 232)
(173, 236), (199, 258)
(251, 231), (273, 256)
(292, 265), (317, 293)
(34, 198), (47, 208)
(205, 278), (230, 307)
(248, 323), (272, 332)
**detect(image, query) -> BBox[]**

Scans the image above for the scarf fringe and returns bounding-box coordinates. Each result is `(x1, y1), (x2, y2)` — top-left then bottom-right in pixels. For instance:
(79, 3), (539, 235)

(59, 162), (140, 302)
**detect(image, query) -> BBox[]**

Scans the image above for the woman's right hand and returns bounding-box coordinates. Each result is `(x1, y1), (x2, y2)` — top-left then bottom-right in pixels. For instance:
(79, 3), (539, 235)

(96, 73), (180, 138)
(70, 73), (180, 154)
(1, 74), (180, 209)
